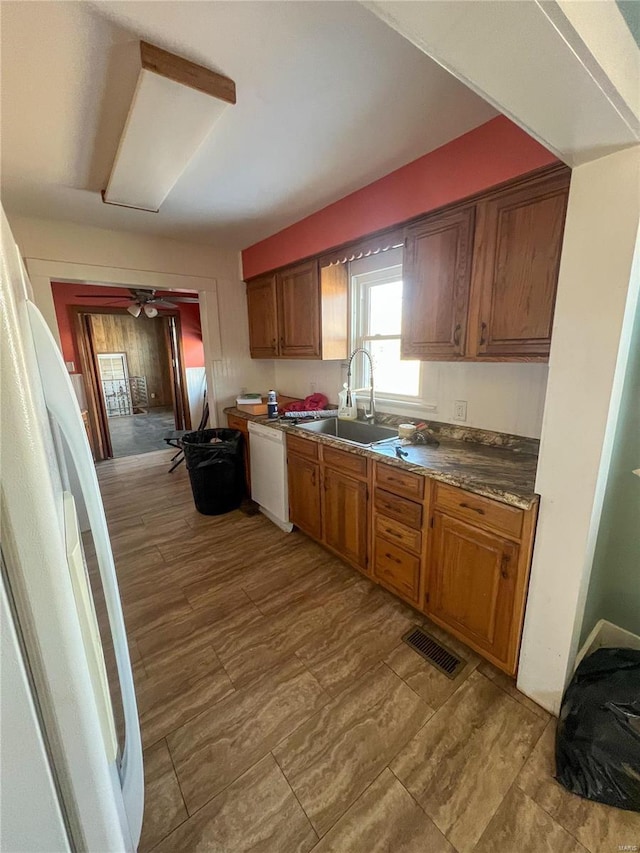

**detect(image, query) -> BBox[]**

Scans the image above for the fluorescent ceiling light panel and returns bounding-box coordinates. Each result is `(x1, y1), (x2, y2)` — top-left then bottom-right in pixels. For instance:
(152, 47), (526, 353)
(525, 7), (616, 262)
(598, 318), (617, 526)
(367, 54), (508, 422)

(103, 42), (235, 212)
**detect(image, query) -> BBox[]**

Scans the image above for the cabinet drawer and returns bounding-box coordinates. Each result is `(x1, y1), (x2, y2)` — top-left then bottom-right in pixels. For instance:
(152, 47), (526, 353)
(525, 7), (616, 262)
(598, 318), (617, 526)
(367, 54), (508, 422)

(227, 414), (249, 433)
(374, 538), (420, 601)
(287, 433), (319, 461)
(376, 463), (424, 500)
(434, 483), (523, 539)
(375, 514), (422, 555)
(374, 489), (423, 530)
(322, 446), (368, 480)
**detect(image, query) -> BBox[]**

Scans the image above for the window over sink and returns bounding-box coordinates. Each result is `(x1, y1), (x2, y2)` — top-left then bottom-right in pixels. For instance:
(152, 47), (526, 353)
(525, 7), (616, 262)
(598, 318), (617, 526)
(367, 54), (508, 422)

(350, 248), (421, 404)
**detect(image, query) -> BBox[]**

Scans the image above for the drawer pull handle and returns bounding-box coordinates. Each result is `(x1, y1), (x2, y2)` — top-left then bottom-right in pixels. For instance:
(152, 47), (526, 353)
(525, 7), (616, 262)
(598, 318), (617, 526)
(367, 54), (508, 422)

(385, 552), (401, 564)
(480, 322), (487, 346)
(453, 323), (461, 346)
(385, 527), (400, 538)
(460, 502), (485, 515)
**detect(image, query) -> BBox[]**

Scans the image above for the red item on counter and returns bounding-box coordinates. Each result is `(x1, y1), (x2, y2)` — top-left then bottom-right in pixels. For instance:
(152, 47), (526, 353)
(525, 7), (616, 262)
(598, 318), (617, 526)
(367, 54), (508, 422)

(282, 393), (329, 413)
(303, 393), (328, 411)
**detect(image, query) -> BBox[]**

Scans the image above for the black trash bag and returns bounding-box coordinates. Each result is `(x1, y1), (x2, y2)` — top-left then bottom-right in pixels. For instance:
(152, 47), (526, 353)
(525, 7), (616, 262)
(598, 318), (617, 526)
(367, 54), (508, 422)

(182, 428), (245, 515)
(555, 647), (640, 812)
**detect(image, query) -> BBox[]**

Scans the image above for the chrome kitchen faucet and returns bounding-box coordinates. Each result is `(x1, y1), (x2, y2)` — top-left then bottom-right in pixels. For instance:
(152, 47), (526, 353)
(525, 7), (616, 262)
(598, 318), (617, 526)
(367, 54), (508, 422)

(346, 347), (376, 423)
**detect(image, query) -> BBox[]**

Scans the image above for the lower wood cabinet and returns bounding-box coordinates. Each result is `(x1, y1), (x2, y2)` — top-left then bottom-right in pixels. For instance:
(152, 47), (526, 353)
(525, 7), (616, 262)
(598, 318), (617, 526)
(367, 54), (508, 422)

(286, 438), (537, 677)
(373, 538), (421, 603)
(427, 512), (520, 669)
(226, 414), (251, 494)
(287, 452), (322, 540)
(323, 468), (368, 572)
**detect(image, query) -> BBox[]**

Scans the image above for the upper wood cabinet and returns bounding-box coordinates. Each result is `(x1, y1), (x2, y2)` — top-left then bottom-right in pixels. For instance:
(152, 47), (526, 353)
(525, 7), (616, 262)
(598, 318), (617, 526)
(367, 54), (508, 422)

(402, 207), (475, 359)
(246, 260), (348, 360)
(400, 166), (570, 362)
(466, 170), (570, 359)
(277, 261), (321, 358)
(246, 274), (278, 358)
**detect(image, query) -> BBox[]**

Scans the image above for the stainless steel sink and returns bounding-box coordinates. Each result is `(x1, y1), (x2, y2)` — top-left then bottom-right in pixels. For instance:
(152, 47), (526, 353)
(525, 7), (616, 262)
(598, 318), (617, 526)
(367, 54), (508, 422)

(294, 417), (398, 446)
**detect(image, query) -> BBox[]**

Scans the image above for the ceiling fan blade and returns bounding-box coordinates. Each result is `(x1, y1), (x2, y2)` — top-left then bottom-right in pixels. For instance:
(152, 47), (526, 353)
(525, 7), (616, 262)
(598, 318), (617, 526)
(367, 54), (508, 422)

(76, 295), (130, 300)
(165, 297), (199, 304)
(151, 300), (177, 308)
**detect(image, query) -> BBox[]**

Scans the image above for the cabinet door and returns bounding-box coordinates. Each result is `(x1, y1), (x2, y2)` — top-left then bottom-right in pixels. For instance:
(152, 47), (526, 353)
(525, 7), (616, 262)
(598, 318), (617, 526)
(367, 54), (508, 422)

(401, 207), (474, 359)
(287, 452), (322, 540)
(227, 415), (250, 493)
(427, 512), (519, 668)
(246, 275), (278, 358)
(277, 261), (321, 358)
(468, 172), (569, 358)
(323, 468), (368, 572)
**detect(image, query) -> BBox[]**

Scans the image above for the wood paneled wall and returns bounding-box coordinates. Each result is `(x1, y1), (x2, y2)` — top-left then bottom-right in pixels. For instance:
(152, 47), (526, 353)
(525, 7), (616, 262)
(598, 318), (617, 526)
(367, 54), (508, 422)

(89, 314), (172, 408)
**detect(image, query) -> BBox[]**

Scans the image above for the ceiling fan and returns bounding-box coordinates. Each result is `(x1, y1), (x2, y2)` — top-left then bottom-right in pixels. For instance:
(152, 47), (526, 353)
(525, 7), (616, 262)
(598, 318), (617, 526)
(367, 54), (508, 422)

(76, 288), (199, 318)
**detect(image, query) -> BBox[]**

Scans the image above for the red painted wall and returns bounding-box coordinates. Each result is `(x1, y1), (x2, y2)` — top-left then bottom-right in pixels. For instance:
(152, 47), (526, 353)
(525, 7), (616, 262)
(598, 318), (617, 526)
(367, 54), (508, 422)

(51, 282), (205, 371)
(242, 116), (559, 279)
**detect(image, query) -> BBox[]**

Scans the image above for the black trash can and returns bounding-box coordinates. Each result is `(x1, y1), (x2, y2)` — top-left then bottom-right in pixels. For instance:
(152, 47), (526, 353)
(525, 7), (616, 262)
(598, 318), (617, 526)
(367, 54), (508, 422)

(182, 429), (245, 515)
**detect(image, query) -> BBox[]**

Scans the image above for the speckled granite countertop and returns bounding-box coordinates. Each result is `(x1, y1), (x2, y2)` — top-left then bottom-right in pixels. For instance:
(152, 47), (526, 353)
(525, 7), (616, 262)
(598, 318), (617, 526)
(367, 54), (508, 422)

(224, 407), (539, 510)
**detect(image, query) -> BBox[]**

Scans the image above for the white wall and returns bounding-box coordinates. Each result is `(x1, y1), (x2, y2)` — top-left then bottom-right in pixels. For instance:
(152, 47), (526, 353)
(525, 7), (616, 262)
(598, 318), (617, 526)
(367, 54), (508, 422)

(519, 146), (640, 713)
(7, 214), (275, 425)
(274, 359), (548, 437)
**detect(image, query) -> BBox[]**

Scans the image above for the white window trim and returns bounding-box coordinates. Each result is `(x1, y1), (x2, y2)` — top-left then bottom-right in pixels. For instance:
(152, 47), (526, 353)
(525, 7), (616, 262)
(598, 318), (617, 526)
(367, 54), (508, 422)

(349, 254), (437, 414)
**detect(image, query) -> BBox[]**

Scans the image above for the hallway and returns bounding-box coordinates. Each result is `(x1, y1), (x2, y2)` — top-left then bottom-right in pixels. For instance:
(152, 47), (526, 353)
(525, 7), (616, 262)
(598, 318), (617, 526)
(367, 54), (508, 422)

(96, 451), (638, 853)
(107, 407), (176, 457)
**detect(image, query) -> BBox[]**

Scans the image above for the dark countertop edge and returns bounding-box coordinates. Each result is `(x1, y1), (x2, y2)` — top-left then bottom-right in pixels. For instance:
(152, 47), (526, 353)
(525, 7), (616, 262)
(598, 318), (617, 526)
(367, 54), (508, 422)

(223, 407), (540, 511)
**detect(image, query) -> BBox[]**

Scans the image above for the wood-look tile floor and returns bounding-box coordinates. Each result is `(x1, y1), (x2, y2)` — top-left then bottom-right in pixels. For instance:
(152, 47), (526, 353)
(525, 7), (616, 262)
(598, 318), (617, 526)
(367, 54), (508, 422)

(95, 451), (639, 853)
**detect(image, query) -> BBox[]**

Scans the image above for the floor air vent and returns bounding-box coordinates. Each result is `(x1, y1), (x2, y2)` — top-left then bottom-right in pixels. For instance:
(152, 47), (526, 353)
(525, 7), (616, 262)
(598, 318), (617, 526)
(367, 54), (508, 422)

(402, 626), (465, 679)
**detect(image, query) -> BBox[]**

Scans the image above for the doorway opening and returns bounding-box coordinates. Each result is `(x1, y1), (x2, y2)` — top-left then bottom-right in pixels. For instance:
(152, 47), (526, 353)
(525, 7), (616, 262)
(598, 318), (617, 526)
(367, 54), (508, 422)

(72, 306), (193, 460)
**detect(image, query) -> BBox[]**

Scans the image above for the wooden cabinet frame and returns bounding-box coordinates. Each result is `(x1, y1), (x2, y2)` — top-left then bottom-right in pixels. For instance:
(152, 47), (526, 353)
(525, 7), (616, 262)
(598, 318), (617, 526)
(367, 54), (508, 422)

(286, 431), (539, 677)
(246, 163), (570, 364)
(246, 260), (348, 360)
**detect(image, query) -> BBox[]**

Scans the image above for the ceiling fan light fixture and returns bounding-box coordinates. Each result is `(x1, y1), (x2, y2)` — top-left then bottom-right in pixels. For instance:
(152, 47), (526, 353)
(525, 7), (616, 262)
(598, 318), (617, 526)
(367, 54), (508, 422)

(127, 304), (142, 318)
(143, 305), (159, 318)
(102, 42), (236, 212)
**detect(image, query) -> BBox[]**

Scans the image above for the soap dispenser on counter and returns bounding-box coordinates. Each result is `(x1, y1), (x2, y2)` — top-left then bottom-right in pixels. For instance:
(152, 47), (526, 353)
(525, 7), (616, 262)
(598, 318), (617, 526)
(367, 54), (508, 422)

(337, 383), (357, 420)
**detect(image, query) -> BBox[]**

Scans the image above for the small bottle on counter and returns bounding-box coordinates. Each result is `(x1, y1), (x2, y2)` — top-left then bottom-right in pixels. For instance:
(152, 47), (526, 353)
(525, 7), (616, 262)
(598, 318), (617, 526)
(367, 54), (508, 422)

(267, 390), (278, 419)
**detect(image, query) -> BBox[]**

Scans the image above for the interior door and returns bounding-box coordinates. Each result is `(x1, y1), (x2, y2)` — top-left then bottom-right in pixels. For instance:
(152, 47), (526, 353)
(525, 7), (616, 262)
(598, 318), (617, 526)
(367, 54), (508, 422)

(166, 315), (191, 430)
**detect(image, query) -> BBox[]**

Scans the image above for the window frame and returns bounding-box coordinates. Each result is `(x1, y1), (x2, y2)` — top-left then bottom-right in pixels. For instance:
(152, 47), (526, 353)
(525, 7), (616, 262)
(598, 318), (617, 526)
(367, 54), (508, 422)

(350, 258), (423, 406)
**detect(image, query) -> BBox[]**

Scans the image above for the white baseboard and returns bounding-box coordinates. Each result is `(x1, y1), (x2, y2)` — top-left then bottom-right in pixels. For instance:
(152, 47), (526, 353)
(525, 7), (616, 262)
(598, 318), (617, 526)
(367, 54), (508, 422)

(574, 619), (640, 672)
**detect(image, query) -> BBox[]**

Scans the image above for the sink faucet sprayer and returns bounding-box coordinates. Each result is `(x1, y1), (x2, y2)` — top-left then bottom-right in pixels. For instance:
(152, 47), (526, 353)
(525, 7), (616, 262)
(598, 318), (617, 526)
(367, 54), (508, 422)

(346, 347), (375, 423)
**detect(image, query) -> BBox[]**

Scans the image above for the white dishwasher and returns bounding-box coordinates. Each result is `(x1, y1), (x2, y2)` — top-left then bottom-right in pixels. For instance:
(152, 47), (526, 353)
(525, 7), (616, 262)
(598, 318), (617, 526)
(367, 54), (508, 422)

(248, 421), (293, 532)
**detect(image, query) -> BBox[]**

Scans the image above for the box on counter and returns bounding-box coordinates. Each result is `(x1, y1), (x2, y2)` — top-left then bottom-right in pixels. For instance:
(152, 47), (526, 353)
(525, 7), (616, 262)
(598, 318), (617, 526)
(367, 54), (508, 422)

(236, 394), (268, 415)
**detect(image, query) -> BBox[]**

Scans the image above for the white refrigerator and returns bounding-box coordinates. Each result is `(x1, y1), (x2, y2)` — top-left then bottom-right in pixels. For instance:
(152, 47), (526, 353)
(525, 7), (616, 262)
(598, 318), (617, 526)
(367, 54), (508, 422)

(0, 208), (143, 850)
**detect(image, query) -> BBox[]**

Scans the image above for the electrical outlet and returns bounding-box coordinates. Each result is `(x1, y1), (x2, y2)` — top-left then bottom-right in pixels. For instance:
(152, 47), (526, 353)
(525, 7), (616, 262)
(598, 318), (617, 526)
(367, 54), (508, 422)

(454, 400), (467, 421)
(151, 392), (157, 399)
(310, 378), (317, 393)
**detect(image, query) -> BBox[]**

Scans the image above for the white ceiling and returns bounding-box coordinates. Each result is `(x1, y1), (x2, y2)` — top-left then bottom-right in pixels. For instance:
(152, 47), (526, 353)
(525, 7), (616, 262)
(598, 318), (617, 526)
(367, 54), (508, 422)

(0, 1), (496, 248)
